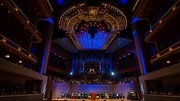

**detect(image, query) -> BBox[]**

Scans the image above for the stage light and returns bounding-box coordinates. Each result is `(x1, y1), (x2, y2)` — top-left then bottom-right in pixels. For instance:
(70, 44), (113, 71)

(70, 72), (73, 75)
(111, 72), (114, 75)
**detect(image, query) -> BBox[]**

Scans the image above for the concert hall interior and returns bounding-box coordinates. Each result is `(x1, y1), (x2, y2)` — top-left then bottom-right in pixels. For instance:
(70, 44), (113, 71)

(0, 0), (180, 101)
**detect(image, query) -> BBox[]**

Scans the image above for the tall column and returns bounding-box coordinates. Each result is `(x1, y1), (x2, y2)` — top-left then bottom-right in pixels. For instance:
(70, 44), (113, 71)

(36, 20), (54, 74)
(132, 20), (151, 75)
(71, 53), (75, 72)
(109, 53), (113, 72)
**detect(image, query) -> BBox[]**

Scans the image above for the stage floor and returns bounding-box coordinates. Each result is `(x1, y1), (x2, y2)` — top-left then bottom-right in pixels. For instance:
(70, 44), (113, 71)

(44, 99), (142, 101)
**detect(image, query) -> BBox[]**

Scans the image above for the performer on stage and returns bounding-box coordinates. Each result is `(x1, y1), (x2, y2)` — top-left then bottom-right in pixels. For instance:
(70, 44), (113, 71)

(92, 91), (96, 100)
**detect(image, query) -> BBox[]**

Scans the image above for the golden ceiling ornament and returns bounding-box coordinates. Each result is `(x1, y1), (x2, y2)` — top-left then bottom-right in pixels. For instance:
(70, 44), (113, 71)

(58, 1), (128, 34)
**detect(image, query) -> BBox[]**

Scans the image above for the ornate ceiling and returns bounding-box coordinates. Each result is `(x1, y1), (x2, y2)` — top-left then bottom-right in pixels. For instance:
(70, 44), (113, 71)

(58, 2), (129, 50)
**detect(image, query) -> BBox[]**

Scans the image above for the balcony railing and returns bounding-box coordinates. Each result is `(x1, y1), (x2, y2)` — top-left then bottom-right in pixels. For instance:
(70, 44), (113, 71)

(145, 0), (180, 42)
(0, 34), (37, 64)
(150, 41), (180, 64)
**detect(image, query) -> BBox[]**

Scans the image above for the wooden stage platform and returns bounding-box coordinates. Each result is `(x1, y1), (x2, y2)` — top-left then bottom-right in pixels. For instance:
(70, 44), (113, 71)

(44, 99), (142, 101)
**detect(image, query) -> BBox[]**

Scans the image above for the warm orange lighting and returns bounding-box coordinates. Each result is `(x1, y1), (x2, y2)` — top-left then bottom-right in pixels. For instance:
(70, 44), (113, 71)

(2, 38), (6, 42)
(169, 48), (172, 51)
(167, 61), (171, 64)
(29, 54), (31, 57)
(18, 48), (21, 51)
(15, 7), (18, 11)
(27, 20), (29, 24)
(157, 54), (160, 57)
(5, 55), (10, 58)
(172, 7), (176, 11)
(159, 20), (162, 24)
(18, 60), (22, 64)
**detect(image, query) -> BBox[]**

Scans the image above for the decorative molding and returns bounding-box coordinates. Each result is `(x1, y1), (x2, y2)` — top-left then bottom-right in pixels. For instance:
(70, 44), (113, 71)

(58, 2), (128, 32)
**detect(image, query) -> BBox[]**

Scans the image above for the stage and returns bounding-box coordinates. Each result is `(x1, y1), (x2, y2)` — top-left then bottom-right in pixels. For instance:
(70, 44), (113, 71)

(44, 99), (142, 101)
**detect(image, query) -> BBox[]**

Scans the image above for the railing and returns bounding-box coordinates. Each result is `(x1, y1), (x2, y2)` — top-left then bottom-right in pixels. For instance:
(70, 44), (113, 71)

(145, 0), (180, 42)
(2, 0), (42, 42)
(0, 34), (37, 63)
(150, 41), (180, 63)
(7, 0), (42, 37)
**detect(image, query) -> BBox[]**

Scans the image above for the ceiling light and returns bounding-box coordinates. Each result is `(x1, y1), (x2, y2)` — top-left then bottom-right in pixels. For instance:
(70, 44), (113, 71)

(159, 20), (162, 24)
(5, 55), (10, 58)
(29, 54), (31, 57)
(27, 20), (29, 24)
(167, 61), (171, 64)
(1, 4), (3, 6)
(18, 60), (22, 64)
(8, 11), (10, 13)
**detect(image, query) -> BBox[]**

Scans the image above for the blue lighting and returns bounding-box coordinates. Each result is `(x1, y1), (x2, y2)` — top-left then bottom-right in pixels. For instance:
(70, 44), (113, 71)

(76, 31), (109, 50)
(120, 0), (127, 5)
(57, 0), (63, 5)
(111, 72), (114, 75)
(30, 44), (37, 55)
(133, 31), (147, 74)
(150, 25), (152, 29)
(149, 44), (157, 55)
(40, 49), (47, 74)
(109, 53), (113, 71)
(139, 50), (147, 74)
(132, 17), (141, 23)
(46, 18), (54, 23)
(70, 72), (73, 75)
(72, 54), (74, 71)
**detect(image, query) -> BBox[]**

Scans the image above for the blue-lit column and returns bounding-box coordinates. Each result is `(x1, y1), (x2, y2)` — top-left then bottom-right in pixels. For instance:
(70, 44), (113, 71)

(71, 53), (75, 73)
(109, 53), (113, 72)
(36, 20), (54, 74)
(132, 20), (150, 75)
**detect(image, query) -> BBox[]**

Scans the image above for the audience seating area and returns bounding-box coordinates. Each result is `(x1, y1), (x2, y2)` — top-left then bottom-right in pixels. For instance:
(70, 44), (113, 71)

(0, 83), (39, 95)
(48, 76), (137, 84)
(149, 85), (180, 96)
(60, 92), (125, 99)
(0, 48), (39, 72)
